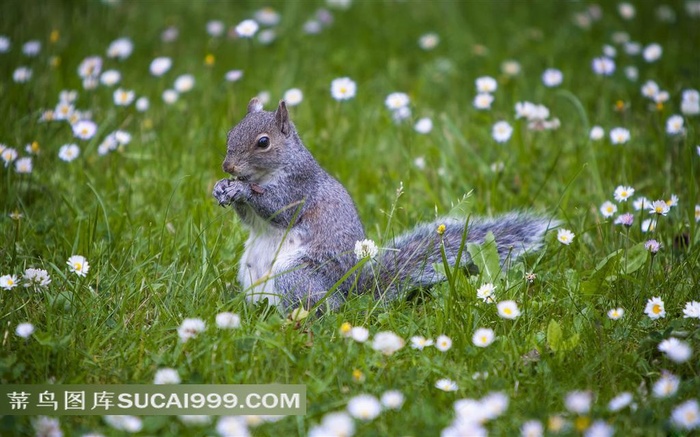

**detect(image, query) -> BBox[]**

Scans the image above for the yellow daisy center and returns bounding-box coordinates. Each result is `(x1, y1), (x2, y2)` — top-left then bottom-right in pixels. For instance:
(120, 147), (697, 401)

(652, 304), (662, 314)
(574, 416), (591, 432)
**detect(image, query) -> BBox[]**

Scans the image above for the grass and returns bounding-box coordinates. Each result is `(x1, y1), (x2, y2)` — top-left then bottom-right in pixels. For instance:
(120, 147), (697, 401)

(1, 0), (699, 435)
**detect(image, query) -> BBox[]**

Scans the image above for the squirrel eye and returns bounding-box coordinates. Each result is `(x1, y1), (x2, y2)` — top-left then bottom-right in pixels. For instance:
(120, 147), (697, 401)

(256, 136), (270, 149)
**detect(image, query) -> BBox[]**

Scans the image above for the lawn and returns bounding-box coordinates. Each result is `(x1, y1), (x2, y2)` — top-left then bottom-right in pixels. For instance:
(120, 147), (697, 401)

(1, 0), (699, 435)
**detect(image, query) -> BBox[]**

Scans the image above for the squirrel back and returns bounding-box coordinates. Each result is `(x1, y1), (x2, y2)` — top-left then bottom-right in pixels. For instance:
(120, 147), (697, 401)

(213, 99), (555, 311)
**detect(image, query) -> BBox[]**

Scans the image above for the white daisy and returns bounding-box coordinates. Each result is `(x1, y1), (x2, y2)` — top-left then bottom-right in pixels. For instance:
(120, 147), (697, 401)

(410, 336), (434, 350)
(22, 40), (41, 56)
(135, 97), (149, 112)
(599, 201), (618, 218)
(113, 88), (135, 106)
(476, 283), (496, 302)
(72, 120), (98, 140)
(177, 318), (206, 343)
(644, 296), (665, 319)
(174, 74), (195, 93)
(591, 57), (615, 75)
(473, 93), (494, 110)
(330, 77), (357, 101)
(206, 20), (225, 37)
(215, 312), (241, 329)
(609, 127), (630, 144)
(100, 69), (121, 86)
(350, 326), (369, 343)
(381, 390), (404, 410)
(475, 76), (497, 93)
(557, 229), (575, 245)
(565, 390), (592, 414)
(14, 157), (32, 174)
(652, 372), (679, 398)
(235, 19), (259, 38)
(683, 301), (700, 319)
(435, 378), (459, 392)
(607, 308), (624, 320)
(435, 334), (452, 352)
(671, 399), (700, 430)
(492, 121), (513, 143)
(154, 368), (181, 384)
(643, 43), (663, 62)
(67, 255), (90, 277)
(542, 68), (563, 87)
(13, 67), (32, 83)
(613, 185), (634, 202)
(472, 328), (495, 347)
(497, 300), (521, 319)
(283, 88), (303, 106)
(0, 274), (19, 290)
(658, 338), (692, 363)
(371, 331), (404, 355)
(418, 33), (440, 50)
(106, 37), (134, 59)
(414, 117), (433, 134)
(150, 57), (172, 76)
(162, 89), (179, 104)
(385, 92), (410, 110)
(225, 70), (244, 82)
(590, 126), (605, 140)
(666, 115), (684, 135)
(15, 322), (35, 338)
(347, 394), (381, 421)
(58, 144), (80, 162)
(607, 392), (633, 412)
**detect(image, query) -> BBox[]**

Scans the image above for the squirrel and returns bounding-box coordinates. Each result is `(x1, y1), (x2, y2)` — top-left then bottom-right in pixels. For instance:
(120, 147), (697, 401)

(213, 98), (556, 311)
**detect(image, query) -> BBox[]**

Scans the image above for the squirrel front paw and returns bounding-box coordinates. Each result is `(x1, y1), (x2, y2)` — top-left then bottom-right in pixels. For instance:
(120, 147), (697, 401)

(213, 178), (246, 206)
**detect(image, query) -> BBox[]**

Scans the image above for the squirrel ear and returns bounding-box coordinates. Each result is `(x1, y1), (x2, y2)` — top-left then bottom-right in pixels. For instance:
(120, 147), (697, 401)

(247, 98), (263, 114)
(275, 100), (290, 135)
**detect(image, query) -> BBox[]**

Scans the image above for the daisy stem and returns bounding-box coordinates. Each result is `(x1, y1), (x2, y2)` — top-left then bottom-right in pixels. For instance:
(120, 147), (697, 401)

(12, 215), (20, 264)
(439, 236), (455, 327)
(646, 254), (656, 283)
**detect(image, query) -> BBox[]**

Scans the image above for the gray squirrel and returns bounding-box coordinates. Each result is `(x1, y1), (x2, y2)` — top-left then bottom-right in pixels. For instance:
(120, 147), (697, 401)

(213, 98), (555, 311)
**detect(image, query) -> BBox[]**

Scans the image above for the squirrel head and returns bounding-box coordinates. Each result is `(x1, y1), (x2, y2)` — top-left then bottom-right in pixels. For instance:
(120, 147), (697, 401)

(222, 98), (296, 183)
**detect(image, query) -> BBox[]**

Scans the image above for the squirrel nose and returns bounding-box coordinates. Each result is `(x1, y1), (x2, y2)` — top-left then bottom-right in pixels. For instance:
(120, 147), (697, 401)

(222, 160), (236, 174)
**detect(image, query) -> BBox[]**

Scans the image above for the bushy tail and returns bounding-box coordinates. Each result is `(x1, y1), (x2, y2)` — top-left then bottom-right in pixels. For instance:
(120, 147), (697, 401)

(359, 213), (557, 301)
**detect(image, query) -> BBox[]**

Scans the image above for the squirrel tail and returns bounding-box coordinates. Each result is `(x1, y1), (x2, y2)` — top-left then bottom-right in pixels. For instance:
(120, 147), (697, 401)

(359, 212), (557, 301)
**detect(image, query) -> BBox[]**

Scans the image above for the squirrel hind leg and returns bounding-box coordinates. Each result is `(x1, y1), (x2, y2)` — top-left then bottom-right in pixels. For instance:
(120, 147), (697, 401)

(275, 267), (345, 314)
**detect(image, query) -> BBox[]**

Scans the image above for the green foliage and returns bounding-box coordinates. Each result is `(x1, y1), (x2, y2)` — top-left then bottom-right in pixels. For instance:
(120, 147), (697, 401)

(467, 232), (503, 285)
(1, 0), (699, 436)
(546, 319), (580, 354)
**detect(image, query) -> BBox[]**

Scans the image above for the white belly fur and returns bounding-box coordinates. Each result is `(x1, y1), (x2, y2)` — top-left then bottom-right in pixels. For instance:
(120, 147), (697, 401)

(238, 223), (304, 307)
